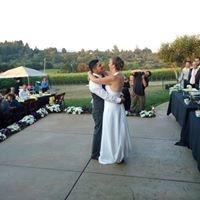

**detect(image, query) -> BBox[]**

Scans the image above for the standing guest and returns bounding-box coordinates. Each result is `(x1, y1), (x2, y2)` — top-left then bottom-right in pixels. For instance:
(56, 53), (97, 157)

(14, 78), (23, 95)
(189, 58), (200, 88)
(130, 70), (149, 114)
(19, 84), (30, 100)
(41, 77), (49, 93)
(122, 76), (131, 115)
(179, 61), (191, 88)
(194, 57), (200, 89)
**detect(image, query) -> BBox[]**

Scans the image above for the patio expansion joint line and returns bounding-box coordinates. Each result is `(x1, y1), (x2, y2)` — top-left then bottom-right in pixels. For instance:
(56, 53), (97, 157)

(0, 163), (82, 173)
(134, 136), (178, 142)
(64, 158), (91, 200)
(18, 130), (179, 142)
(84, 171), (200, 185)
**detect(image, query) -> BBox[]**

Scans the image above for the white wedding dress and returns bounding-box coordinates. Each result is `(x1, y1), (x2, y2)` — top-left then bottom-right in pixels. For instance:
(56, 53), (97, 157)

(99, 84), (133, 164)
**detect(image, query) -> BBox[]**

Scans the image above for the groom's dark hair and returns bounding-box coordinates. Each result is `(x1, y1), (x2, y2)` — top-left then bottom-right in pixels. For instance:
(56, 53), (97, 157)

(88, 59), (99, 71)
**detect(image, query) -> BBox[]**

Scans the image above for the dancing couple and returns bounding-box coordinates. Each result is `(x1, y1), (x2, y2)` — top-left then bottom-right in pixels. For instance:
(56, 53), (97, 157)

(88, 56), (133, 164)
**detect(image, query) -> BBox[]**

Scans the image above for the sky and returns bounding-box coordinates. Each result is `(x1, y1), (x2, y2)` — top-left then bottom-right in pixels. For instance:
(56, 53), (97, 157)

(0, 0), (199, 52)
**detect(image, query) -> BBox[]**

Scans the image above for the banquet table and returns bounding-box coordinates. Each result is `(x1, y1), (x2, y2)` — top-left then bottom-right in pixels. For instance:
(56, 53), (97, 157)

(167, 91), (198, 127)
(167, 91), (200, 172)
(181, 111), (200, 171)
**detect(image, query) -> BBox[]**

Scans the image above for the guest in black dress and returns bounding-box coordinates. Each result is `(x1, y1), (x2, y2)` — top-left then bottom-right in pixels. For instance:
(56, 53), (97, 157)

(122, 76), (131, 114)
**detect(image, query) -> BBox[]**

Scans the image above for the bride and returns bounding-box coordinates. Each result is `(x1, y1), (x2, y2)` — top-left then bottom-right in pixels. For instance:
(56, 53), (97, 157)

(88, 56), (132, 164)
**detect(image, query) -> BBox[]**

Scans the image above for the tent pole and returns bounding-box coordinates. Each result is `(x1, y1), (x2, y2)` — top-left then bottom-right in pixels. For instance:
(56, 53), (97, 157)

(27, 77), (30, 85)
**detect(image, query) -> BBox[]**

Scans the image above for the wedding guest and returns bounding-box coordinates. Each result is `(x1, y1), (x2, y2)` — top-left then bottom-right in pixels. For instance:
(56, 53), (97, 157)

(130, 69), (149, 114)
(194, 57), (200, 89)
(41, 77), (49, 93)
(19, 84), (30, 100)
(10, 87), (16, 94)
(179, 60), (192, 88)
(179, 61), (191, 88)
(14, 78), (23, 95)
(7, 93), (24, 120)
(189, 57), (200, 88)
(0, 94), (10, 127)
(34, 81), (41, 94)
(7, 93), (23, 110)
(122, 76), (131, 115)
(0, 94), (10, 113)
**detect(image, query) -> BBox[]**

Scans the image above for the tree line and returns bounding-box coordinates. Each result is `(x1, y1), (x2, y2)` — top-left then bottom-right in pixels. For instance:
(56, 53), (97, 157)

(0, 41), (166, 73)
(0, 35), (199, 73)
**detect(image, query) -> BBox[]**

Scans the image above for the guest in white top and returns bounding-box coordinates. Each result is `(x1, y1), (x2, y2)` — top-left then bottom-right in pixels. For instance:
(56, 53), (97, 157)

(179, 61), (191, 88)
(19, 84), (30, 100)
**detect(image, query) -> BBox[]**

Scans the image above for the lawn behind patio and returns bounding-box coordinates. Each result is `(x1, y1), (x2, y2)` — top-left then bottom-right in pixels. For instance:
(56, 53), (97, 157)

(51, 83), (170, 110)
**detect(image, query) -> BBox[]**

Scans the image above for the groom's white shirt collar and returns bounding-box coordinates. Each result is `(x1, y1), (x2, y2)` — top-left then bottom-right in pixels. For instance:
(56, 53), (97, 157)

(92, 73), (102, 78)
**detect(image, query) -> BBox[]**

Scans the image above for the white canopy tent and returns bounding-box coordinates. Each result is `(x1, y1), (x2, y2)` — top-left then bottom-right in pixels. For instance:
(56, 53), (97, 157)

(0, 66), (46, 84)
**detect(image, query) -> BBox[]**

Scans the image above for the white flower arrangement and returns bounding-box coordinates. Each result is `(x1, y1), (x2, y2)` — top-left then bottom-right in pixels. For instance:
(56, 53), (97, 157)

(36, 108), (49, 117)
(169, 83), (181, 95)
(140, 107), (156, 118)
(65, 106), (83, 115)
(7, 123), (21, 132)
(19, 115), (36, 125)
(46, 104), (61, 113)
(0, 131), (6, 141)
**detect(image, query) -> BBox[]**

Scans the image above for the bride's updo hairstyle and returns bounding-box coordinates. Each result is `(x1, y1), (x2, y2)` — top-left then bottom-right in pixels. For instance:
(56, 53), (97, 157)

(111, 56), (124, 70)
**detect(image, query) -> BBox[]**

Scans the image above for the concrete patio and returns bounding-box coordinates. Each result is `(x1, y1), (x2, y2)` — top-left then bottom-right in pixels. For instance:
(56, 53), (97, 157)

(0, 102), (200, 200)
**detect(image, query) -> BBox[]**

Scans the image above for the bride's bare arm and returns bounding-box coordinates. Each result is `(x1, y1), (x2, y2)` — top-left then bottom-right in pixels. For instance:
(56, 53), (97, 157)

(88, 71), (115, 85)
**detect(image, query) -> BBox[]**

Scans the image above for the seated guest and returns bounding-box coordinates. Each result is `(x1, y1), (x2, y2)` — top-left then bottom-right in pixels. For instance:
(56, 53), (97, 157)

(19, 84), (30, 100)
(34, 81), (41, 94)
(7, 93), (23, 110)
(41, 77), (49, 93)
(7, 93), (24, 120)
(0, 93), (10, 113)
(0, 94), (11, 127)
(10, 87), (16, 94)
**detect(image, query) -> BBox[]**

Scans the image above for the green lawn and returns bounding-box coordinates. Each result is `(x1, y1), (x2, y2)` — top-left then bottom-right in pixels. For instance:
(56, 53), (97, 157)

(145, 86), (169, 110)
(60, 84), (169, 111)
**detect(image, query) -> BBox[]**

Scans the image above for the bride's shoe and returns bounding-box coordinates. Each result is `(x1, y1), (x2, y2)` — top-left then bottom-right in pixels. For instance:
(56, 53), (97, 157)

(117, 159), (125, 164)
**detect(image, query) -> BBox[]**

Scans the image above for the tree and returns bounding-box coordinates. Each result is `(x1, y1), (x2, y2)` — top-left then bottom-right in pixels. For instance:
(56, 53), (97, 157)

(158, 35), (200, 66)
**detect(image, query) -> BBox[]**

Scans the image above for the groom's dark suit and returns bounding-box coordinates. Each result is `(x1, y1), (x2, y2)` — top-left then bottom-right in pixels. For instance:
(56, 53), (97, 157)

(91, 89), (104, 159)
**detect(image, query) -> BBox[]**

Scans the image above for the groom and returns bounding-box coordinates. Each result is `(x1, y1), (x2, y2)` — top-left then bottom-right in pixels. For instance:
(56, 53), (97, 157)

(88, 59), (123, 160)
